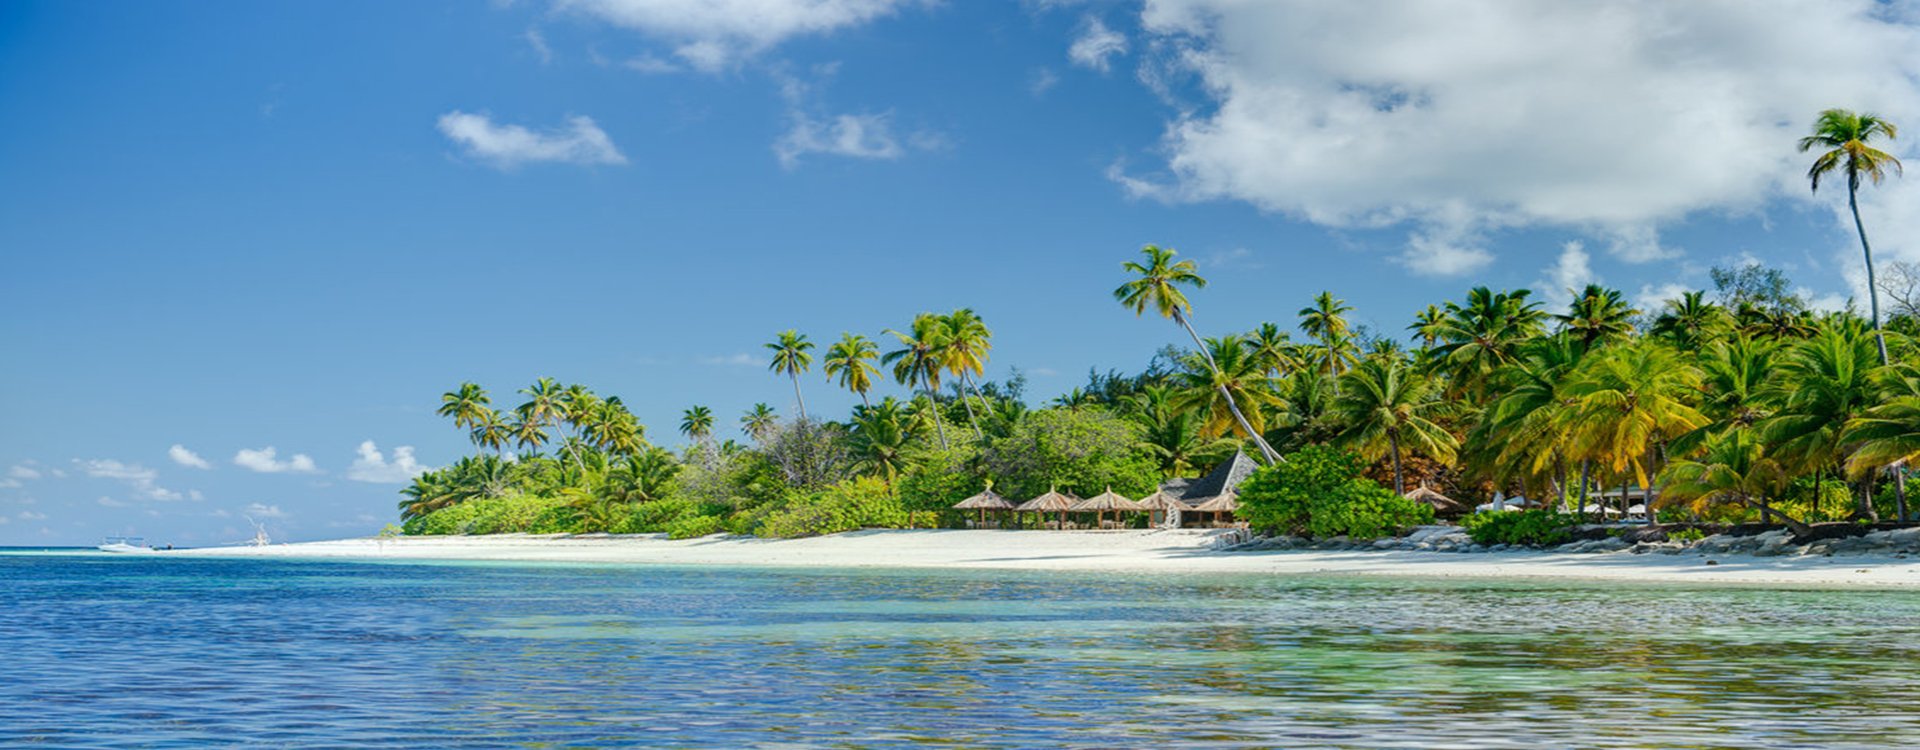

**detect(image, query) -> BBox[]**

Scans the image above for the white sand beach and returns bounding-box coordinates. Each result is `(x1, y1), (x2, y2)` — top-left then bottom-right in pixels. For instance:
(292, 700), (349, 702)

(160, 529), (1920, 587)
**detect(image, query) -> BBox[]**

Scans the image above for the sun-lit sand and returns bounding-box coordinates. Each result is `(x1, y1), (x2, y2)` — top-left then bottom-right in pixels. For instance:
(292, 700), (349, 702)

(156, 529), (1920, 587)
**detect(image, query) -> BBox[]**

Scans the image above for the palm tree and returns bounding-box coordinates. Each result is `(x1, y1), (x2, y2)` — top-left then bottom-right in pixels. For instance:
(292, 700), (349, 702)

(1172, 336), (1285, 445)
(1759, 323), (1883, 519)
(1298, 291), (1355, 377)
(848, 397), (914, 483)
(1433, 287), (1548, 399)
(1247, 322), (1298, 377)
(823, 333), (881, 408)
(680, 405), (715, 442)
(584, 397), (644, 456)
(1472, 335), (1587, 504)
(1409, 305), (1448, 351)
(1556, 284), (1640, 350)
(1114, 245), (1280, 463)
(1559, 341), (1708, 518)
(1331, 357), (1458, 494)
(517, 377), (568, 429)
(740, 403), (779, 443)
(437, 382), (491, 430)
(469, 408), (511, 456)
(883, 314), (951, 449)
(604, 447), (680, 504)
(506, 412), (549, 454)
(765, 330), (815, 421)
(1842, 374), (1920, 523)
(940, 308), (994, 439)
(1801, 108), (1902, 364)
(1650, 291), (1730, 350)
(1661, 427), (1809, 536)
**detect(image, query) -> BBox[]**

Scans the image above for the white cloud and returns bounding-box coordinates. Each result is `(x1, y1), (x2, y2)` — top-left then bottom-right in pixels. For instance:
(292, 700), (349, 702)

(97, 496), (128, 508)
(0, 479), (18, 489)
(17, 511), (45, 521)
(554, 0), (917, 73)
(1029, 67), (1060, 97)
(1120, 1), (1920, 271)
(346, 441), (432, 484)
(79, 459), (181, 501)
(1069, 16), (1128, 72)
(437, 111), (628, 169)
(772, 66), (938, 168)
(525, 27), (553, 64)
(1636, 282), (1695, 313)
(233, 447), (319, 474)
(9, 465), (40, 480)
(189, 489), (205, 502)
(244, 503), (287, 519)
(168, 444), (212, 470)
(1202, 247), (1261, 269)
(1537, 241), (1598, 310)
(699, 353), (762, 367)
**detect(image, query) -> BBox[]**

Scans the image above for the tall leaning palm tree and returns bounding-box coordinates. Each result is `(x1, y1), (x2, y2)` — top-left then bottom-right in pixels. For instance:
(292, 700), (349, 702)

(1114, 245), (1281, 463)
(1801, 108), (1902, 365)
(1332, 357), (1458, 494)
(823, 333), (881, 408)
(765, 330), (815, 421)
(883, 314), (951, 449)
(940, 308), (994, 440)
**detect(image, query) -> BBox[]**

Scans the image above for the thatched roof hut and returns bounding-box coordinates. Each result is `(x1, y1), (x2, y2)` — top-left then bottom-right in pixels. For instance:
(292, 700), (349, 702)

(1403, 485), (1469, 518)
(953, 489), (1014, 511)
(1016, 488), (1082, 528)
(1189, 490), (1239, 513)
(1071, 488), (1143, 513)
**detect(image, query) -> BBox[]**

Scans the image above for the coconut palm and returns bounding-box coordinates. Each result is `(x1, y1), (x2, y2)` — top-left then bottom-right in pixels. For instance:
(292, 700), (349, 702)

(1650, 291), (1731, 350)
(823, 333), (881, 408)
(1471, 335), (1587, 503)
(1171, 336), (1285, 444)
(437, 382), (491, 429)
(680, 405), (715, 442)
(1331, 357), (1458, 494)
(1409, 305), (1448, 350)
(1114, 244), (1280, 463)
(506, 412), (549, 454)
(940, 308), (994, 439)
(1559, 341), (1708, 516)
(1759, 323), (1884, 518)
(1801, 108), (1903, 364)
(469, 408), (511, 456)
(1298, 291), (1355, 377)
(848, 397), (914, 483)
(740, 403), (779, 443)
(1660, 427), (1808, 536)
(765, 330), (815, 421)
(586, 397), (644, 456)
(1556, 284), (1640, 350)
(604, 447), (680, 504)
(883, 313), (951, 449)
(517, 377), (568, 429)
(1247, 322), (1298, 378)
(1433, 287), (1548, 398)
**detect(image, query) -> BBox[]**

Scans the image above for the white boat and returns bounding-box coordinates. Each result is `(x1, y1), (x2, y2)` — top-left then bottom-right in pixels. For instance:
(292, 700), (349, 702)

(97, 536), (152, 553)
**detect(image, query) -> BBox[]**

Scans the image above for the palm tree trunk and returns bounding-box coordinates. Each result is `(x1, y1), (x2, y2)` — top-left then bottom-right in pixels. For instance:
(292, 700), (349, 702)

(859, 391), (871, 410)
(925, 384), (949, 450)
(1389, 431), (1404, 495)
(787, 372), (809, 422)
(1174, 309), (1283, 464)
(1579, 460), (1592, 523)
(1896, 468), (1909, 524)
(954, 379), (984, 440)
(1851, 182), (1890, 365)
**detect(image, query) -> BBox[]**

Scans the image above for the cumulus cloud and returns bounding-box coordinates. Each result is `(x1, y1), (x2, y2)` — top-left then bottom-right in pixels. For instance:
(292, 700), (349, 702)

(346, 441), (432, 484)
(1636, 282), (1695, 313)
(1069, 16), (1128, 72)
(168, 444), (211, 470)
(525, 27), (553, 64)
(79, 459), (182, 501)
(97, 496), (128, 508)
(1118, 0), (1920, 274)
(16, 511), (45, 521)
(1537, 241), (1598, 310)
(9, 465), (41, 480)
(233, 447), (318, 474)
(1029, 67), (1060, 97)
(437, 111), (628, 169)
(244, 503), (287, 519)
(555, 0), (917, 72)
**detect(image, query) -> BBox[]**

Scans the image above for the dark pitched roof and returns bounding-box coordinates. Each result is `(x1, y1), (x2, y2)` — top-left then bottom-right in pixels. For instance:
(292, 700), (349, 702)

(1177, 450), (1259, 501)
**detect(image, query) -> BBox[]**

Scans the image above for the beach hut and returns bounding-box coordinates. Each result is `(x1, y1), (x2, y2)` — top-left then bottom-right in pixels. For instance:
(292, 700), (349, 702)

(1404, 485), (1469, 519)
(1071, 487), (1144, 529)
(952, 486), (1015, 527)
(1135, 490), (1187, 528)
(1189, 489), (1240, 527)
(1016, 488), (1081, 529)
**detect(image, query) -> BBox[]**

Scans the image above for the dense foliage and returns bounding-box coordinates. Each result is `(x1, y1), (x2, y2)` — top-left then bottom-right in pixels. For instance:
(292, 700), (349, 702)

(1460, 510), (1583, 547)
(1237, 446), (1435, 539)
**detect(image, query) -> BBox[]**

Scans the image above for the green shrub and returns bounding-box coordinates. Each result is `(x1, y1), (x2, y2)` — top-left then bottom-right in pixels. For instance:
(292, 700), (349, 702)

(1237, 446), (1434, 540)
(1461, 509), (1582, 547)
(757, 477), (906, 538)
(665, 514), (727, 539)
(1666, 527), (1707, 543)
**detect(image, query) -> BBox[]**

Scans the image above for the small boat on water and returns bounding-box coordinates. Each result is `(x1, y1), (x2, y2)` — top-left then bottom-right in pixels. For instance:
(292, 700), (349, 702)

(97, 536), (152, 553)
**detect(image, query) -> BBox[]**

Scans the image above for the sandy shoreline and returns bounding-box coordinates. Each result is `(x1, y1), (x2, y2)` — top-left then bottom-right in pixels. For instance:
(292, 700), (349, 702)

(152, 529), (1920, 588)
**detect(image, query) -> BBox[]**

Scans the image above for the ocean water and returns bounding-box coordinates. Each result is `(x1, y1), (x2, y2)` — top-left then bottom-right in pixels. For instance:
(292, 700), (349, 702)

(4, 551), (1920, 748)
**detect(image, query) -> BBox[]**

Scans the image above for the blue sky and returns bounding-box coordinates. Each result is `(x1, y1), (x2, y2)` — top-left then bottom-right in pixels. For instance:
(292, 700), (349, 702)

(4, 0), (1918, 545)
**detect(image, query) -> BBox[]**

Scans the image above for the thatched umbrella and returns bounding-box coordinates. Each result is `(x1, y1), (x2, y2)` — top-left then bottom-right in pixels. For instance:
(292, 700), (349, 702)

(953, 486), (1014, 525)
(1016, 487), (1081, 529)
(1190, 490), (1239, 526)
(1071, 487), (1143, 529)
(1136, 490), (1187, 528)
(1404, 484), (1469, 519)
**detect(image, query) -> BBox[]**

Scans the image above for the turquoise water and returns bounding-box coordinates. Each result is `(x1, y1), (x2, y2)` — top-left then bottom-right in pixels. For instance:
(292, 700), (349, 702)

(5, 551), (1920, 748)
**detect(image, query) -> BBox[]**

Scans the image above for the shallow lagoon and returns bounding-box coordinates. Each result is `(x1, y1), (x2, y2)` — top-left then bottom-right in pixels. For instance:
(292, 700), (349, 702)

(5, 551), (1919, 748)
